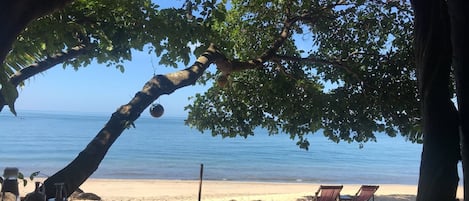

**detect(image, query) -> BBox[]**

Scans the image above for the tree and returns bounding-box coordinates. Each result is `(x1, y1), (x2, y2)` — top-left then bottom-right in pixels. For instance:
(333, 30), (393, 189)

(0, 0), (429, 199)
(184, 0), (418, 149)
(411, 0), (469, 200)
(2, 0), (214, 196)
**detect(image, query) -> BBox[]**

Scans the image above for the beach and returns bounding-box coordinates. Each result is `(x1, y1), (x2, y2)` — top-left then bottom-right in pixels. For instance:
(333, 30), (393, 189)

(16, 178), (464, 201)
(2, 113), (444, 200)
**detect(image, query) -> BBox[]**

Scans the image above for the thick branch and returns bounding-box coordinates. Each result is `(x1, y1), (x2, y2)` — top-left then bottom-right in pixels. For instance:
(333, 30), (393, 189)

(42, 43), (225, 198)
(0, 44), (90, 112)
(216, 12), (299, 75)
(10, 44), (89, 86)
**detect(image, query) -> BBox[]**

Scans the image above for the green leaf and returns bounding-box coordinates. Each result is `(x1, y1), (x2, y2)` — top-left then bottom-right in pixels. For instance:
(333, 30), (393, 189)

(18, 172), (24, 180)
(116, 64), (125, 73)
(40, 42), (47, 50)
(17, 172), (28, 186)
(30, 171), (41, 180)
(0, 72), (18, 115)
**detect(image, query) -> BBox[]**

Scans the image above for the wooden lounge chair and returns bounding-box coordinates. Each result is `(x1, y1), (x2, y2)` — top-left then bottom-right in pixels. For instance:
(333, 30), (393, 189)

(313, 185), (343, 201)
(340, 185), (379, 201)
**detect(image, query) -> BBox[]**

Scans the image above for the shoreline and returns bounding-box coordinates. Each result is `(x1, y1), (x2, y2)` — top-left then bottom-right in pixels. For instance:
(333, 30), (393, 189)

(17, 178), (464, 201)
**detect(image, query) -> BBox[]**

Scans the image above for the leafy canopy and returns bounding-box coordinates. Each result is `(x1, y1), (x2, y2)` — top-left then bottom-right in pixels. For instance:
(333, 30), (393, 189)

(2, 0), (418, 149)
(184, 0), (418, 149)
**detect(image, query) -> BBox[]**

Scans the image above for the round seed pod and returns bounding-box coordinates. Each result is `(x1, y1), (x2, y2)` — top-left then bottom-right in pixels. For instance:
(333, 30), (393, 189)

(150, 104), (164, 118)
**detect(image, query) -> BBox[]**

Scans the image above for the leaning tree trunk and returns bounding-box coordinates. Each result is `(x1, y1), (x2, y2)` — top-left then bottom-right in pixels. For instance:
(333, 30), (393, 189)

(412, 0), (461, 200)
(42, 44), (224, 199)
(9, 7), (295, 197)
(447, 0), (469, 199)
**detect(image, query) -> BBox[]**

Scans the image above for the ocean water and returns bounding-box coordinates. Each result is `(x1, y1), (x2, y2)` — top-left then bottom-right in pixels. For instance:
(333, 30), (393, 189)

(0, 111), (423, 185)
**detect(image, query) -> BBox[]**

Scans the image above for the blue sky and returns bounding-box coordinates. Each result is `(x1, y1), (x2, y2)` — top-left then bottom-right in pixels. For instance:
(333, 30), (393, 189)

(14, 50), (211, 117)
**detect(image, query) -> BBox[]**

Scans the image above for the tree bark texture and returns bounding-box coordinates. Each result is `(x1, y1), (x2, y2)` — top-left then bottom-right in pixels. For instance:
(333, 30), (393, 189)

(42, 44), (224, 199)
(412, 0), (461, 200)
(447, 0), (469, 199)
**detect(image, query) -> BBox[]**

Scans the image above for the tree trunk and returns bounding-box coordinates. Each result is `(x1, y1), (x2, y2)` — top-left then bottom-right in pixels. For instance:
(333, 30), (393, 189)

(447, 0), (469, 199)
(412, 0), (461, 200)
(42, 44), (224, 199)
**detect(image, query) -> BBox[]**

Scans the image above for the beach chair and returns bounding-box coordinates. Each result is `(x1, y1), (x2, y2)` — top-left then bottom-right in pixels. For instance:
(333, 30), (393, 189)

(313, 185), (343, 201)
(340, 185), (379, 201)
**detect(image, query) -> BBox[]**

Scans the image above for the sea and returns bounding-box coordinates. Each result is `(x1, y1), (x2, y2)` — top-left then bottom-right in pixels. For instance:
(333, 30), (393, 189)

(0, 111), (425, 185)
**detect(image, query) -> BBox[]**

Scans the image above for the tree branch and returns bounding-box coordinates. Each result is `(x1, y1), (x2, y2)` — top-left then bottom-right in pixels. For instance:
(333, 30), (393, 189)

(272, 54), (364, 83)
(10, 44), (89, 86)
(0, 44), (90, 112)
(42, 43), (225, 198)
(215, 11), (299, 75)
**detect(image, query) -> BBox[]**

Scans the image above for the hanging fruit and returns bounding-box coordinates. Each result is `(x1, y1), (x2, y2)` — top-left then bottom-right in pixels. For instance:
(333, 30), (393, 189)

(150, 103), (164, 118)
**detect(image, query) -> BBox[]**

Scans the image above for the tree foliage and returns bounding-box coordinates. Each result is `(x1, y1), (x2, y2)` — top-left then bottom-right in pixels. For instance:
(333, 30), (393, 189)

(4, 0), (207, 71)
(184, 0), (418, 148)
(1, 0), (417, 150)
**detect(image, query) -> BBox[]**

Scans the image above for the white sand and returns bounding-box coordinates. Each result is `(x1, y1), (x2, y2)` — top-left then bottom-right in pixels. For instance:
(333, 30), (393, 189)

(17, 178), (463, 201)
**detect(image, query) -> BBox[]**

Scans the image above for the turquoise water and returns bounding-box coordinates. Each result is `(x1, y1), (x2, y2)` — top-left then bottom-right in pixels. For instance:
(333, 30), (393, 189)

(0, 111), (423, 184)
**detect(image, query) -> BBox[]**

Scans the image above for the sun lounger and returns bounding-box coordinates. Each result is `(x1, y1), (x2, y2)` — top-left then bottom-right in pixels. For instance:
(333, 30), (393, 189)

(313, 185), (343, 201)
(339, 185), (379, 201)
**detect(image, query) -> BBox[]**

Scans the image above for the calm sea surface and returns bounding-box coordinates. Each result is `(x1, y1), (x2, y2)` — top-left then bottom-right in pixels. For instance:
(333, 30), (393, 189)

(1, 111), (424, 184)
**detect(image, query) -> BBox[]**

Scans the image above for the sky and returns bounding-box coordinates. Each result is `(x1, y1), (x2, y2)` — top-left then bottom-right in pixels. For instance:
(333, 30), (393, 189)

(13, 50), (211, 117)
